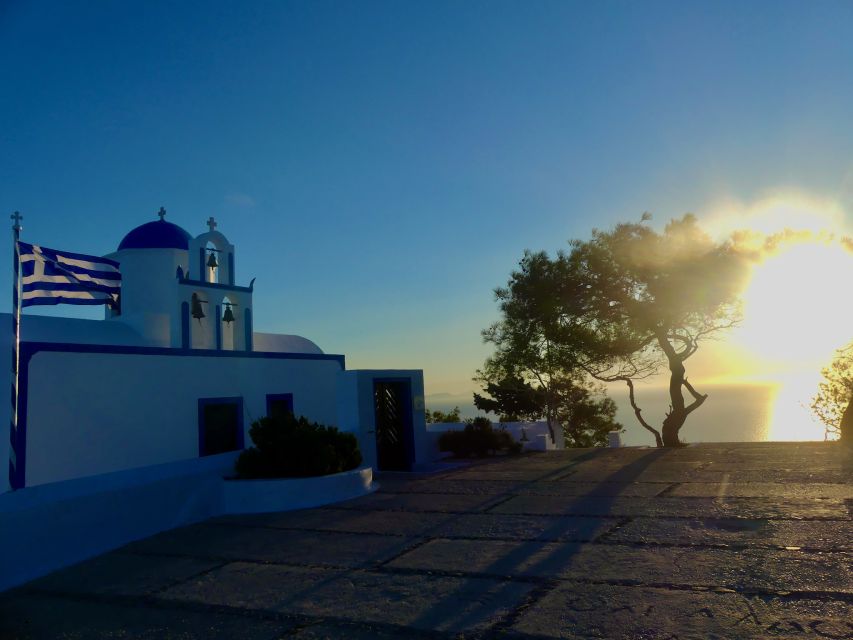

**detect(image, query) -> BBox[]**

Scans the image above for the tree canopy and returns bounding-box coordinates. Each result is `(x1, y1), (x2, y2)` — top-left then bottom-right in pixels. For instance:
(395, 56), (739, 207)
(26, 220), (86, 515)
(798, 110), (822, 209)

(481, 215), (748, 447)
(473, 372), (622, 447)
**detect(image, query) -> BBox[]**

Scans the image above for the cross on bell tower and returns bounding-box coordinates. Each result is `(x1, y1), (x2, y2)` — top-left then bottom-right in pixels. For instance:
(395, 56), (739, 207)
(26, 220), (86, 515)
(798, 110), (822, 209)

(11, 211), (23, 232)
(206, 217), (217, 232)
(157, 207), (167, 221)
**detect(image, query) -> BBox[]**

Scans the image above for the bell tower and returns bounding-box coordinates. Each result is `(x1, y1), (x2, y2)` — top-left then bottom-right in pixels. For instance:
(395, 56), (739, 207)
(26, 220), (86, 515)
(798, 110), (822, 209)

(179, 218), (254, 351)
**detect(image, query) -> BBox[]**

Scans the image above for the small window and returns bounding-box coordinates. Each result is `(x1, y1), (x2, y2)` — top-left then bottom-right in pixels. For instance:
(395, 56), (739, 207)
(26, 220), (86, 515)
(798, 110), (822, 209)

(198, 397), (244, 456)
(266, 393), (294, 420)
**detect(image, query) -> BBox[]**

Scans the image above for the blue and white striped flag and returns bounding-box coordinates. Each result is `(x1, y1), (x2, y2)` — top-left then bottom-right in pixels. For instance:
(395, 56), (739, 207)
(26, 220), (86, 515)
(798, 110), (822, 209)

(18, 241), (121, 307)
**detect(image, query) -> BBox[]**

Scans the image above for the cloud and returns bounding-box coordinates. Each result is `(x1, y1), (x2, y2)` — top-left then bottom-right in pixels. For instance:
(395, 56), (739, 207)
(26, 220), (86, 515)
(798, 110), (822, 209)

(224, 192), (256, 208)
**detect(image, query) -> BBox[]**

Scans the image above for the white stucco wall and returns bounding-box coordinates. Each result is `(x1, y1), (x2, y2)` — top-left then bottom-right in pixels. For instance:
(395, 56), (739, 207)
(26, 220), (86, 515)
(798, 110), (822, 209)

(22, 349), (344, 487)
(104, 248), (186, 346)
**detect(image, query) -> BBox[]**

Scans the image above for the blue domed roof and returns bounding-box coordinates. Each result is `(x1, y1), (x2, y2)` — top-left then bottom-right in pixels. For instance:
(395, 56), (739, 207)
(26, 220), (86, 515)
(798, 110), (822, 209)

(118, 219), (193, 251)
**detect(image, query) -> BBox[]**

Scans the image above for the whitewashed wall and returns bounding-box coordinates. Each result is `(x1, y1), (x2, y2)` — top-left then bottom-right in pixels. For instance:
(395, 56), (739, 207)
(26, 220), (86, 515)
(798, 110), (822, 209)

(103, 247), (186, 346)
(22, 349), (344, 486)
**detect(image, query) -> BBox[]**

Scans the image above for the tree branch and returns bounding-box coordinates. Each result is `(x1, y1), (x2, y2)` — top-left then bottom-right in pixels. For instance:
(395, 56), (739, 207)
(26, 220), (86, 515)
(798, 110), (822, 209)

(682, 377), (709, 415)
(622, 378), (662, 447)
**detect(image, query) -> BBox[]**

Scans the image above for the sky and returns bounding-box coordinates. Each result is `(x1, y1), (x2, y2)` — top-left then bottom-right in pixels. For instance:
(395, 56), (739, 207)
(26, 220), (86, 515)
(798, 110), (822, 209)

(2, 0), (853, 419)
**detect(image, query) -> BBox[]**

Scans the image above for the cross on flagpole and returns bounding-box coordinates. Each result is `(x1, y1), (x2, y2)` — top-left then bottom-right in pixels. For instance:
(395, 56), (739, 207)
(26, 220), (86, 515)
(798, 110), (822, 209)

(9, 211), (23, 489)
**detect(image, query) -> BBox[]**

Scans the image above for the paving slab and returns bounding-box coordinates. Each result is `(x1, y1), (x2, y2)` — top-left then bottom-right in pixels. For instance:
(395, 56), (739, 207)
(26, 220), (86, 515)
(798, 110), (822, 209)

(328, 491), (504, 513)
(2, 442), (849, 639)
(123, 523), (418, 568)
(669, 482), (853, 499)
(25, 551), (223, 597)
(159, 561), (350, 611)
(0, 592), (293, 640)
(162, 561), (535, 634)
(377, 478), (668, 497)
(220, 509), (616, 542)
(609, 517), (853, 551)
(387, 538), (852, 592)
(508, 582), (853, 639)
(489, 494), (849, 519)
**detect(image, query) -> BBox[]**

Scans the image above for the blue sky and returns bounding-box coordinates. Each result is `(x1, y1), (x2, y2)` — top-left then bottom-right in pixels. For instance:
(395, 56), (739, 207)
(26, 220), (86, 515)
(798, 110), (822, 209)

(2, 0), (853, 407)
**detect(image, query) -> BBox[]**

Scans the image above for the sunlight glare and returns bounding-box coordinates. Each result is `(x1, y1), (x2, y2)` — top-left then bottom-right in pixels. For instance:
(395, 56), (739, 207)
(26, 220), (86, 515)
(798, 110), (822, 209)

(704, 192), (849, 238)
(735, 241), (853, 366)
(766, 371), (826, 441)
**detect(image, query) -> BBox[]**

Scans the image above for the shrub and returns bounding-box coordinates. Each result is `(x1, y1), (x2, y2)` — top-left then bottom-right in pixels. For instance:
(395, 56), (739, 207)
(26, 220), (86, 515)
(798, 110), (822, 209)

(235, 413), (362, 478)
(438, 417), (522, 457)
(426, 406), (462, 423)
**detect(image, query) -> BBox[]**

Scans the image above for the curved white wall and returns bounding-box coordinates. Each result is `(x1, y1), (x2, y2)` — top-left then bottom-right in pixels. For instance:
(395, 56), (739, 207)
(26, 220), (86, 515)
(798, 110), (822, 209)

(105, 248), (188, 346)
(253, 332), (324, 354)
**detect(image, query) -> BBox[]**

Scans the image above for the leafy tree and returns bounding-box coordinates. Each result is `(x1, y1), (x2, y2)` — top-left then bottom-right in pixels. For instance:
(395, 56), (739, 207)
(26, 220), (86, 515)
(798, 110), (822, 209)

(473, 372), (622, 447)
(483, 215), (747, 447)
(811, 342), (853, 443)
(552, 378), (623, 448)
(426, 406), (462, 423)
(473, 374), (545, 422)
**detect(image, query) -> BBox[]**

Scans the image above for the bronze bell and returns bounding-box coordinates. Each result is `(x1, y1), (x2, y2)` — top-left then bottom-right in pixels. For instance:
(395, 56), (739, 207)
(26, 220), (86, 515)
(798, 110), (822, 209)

(206, 251), (218, 269)
(222, 303), (236, 324)
(191, 293), (206, 322)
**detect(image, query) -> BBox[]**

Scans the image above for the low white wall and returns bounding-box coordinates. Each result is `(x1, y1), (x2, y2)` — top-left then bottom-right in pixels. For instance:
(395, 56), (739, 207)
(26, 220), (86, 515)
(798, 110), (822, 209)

(499, 421), (564, 451)
(0, 454), (376, 593)
(425, 420), (563, 458)
(0, 452), (236, 592)
(222, 467), (374, 514)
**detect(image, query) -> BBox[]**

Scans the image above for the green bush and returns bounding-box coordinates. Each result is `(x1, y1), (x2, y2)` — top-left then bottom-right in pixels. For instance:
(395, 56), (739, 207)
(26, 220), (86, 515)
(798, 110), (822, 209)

(235, 413), (362, 478)
(438, 417), (522, 457)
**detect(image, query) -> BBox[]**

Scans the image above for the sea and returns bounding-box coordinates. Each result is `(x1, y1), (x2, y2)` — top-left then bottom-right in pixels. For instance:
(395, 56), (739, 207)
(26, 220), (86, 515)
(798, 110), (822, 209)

(425, 381), (828, 446)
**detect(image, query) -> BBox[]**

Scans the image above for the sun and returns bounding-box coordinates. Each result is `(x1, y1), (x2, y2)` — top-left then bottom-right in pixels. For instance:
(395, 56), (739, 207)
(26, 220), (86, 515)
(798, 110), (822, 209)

(735, 240), (853, 367)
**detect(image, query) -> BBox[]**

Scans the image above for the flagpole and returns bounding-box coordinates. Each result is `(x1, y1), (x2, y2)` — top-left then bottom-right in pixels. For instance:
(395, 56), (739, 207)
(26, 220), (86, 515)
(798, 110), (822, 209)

(8, 211), (22, 490)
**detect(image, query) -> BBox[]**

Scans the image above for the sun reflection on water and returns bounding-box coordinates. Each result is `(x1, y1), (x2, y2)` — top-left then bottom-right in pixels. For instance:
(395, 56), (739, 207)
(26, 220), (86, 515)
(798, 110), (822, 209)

(766, 372), (826, 441)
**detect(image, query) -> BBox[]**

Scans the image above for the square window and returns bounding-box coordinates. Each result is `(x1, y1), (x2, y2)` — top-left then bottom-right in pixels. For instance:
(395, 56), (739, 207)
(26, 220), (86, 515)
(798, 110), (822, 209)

(266, 393), (294, 420)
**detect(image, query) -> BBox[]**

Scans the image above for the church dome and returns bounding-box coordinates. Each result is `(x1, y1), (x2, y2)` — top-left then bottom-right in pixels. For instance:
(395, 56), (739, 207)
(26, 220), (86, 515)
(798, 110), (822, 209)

(118, 217), (192, 251)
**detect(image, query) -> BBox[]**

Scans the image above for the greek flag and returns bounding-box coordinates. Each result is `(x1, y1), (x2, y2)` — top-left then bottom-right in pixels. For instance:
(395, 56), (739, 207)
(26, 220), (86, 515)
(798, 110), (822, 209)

(18, 241), (121, 307)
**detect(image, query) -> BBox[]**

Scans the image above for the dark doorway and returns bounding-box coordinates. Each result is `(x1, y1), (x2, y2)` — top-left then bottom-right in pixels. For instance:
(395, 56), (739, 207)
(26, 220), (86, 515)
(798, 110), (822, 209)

(198, 397), (244, 456)
(373, 380), (413, 471)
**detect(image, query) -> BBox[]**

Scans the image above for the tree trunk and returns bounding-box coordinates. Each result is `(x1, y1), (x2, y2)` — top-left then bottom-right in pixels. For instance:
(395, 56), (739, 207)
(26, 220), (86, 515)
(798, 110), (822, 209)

(840, 393), (853, 444)
(661, 412), (686, 447)
(661, 356), (687, 447)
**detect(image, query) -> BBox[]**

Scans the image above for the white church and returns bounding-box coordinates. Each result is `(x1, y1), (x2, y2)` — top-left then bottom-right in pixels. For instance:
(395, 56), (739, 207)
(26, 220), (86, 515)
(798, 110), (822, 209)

(0, 210), (431, 589)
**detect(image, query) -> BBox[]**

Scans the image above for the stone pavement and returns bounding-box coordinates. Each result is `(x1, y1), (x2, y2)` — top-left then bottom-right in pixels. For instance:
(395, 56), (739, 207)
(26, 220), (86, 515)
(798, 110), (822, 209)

(1, 442), (851, 639)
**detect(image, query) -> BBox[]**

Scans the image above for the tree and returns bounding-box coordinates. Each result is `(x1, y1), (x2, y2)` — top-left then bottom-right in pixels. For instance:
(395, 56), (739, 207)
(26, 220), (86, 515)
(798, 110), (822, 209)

(425, 406), (462, 423)
(473, 372), (622, 447)
(811, 342), (853, 443)
(483, 215), (747, 447)
(473, 374), (545, 422)
(552, 378), (623, 448)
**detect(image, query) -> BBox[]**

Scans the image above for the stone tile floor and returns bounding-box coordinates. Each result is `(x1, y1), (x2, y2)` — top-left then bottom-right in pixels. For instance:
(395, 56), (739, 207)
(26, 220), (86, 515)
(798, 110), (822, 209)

(1, 442), (851, 639)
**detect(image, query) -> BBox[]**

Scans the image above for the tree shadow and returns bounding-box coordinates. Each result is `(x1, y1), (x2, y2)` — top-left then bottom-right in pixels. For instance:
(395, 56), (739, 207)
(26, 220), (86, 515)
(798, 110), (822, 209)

(405, 446), (676, 631)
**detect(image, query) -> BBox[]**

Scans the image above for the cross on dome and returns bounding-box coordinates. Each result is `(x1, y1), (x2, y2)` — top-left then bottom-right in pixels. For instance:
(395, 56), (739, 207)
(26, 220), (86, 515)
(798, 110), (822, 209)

(157, 207), (167, 221)
(206, 216), (217, 232)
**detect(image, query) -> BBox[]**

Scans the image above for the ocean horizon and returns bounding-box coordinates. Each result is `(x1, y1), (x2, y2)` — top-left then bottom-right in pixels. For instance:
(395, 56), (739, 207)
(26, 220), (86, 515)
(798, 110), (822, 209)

(426, 380), (827, 447)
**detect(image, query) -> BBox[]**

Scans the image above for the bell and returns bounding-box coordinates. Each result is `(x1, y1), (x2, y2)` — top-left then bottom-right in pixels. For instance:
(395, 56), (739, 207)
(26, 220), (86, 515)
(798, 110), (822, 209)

(222, 303), (236, 324)
(191, 293), (206, 322)
(206, 251), (218, 268)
